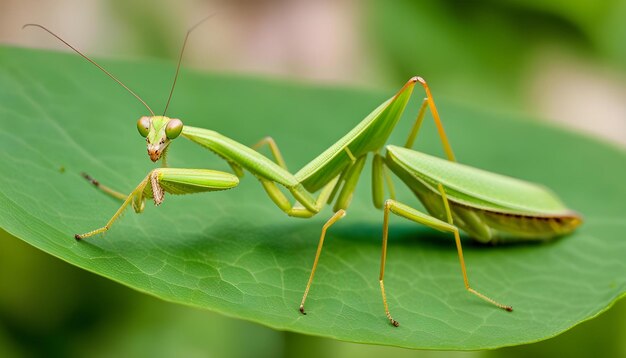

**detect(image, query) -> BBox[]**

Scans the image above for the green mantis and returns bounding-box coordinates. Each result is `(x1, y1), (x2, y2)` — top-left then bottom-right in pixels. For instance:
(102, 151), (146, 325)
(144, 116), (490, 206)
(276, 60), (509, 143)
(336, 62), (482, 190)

(26, 20), (582, 328)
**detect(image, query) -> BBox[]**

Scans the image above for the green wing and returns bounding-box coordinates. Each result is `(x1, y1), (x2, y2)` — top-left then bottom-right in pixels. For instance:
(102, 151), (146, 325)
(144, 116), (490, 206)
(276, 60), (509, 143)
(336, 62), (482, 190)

(295, 79), (416, 192)
(386, 145), (571, 215)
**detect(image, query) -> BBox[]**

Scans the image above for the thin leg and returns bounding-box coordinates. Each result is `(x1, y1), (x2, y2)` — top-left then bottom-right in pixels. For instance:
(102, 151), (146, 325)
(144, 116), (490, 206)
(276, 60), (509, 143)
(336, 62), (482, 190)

(416, 77), (456, 162)
(436, 184), (512, 312)
(372, 154), (396, 208)
(260, 176), (339, 218)
(81, 172), (127, 200)
(252, 136), (289, 170)
(372, 154), (385, 209)
(383, 165), (396, 201)
(333, 154), (367, 211)
(227, 161), (245, 177)
(76, 168), (238, 240)
(379, 198), (511, 327)
(75, 174), (150, 240)
(380, 200), (398, 326)
(326, 165), (350, 205)
(299, 209), (347, 314)
(344, 147), (356, 163)
(404, 97), (428, 149)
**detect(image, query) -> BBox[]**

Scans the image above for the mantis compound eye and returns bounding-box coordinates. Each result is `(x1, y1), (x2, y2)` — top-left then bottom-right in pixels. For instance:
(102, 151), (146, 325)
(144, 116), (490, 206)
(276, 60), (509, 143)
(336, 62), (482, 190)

(165, 118), (183, 139)
(137, 116), (151, 137)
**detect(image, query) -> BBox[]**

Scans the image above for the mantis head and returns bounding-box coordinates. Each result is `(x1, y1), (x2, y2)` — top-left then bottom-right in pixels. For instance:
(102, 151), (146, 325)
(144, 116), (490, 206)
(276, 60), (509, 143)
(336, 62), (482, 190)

(137, 116), (184, 162)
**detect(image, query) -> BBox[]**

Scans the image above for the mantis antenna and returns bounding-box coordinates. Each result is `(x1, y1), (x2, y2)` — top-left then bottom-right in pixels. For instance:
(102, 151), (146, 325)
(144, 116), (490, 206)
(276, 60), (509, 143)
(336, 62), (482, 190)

(22, 23), (156, 116)
(162, 12), (218, 116)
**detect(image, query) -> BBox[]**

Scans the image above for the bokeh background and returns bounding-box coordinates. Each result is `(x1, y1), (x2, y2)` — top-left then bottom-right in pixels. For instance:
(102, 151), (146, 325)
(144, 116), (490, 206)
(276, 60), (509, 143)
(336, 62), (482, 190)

(1, 0), (625, 357)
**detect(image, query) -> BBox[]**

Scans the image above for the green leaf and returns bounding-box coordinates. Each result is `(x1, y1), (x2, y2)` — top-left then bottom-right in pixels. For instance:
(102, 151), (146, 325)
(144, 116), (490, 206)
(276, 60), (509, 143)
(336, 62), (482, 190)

(0, 46), (624, 350)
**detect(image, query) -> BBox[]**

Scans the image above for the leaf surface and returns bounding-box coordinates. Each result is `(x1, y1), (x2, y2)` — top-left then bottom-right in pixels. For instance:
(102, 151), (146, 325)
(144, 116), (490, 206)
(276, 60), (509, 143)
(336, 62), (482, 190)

(0, 46), (624, 350)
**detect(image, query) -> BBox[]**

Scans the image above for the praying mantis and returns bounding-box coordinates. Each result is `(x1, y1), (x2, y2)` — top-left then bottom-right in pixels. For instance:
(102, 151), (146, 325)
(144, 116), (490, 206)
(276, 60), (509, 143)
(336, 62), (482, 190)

(25, 19), (582, 327)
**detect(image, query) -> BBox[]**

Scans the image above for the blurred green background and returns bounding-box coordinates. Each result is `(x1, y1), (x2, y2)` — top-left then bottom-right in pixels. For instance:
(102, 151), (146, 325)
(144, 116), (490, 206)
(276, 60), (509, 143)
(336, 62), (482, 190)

(1, 0), (625, 356)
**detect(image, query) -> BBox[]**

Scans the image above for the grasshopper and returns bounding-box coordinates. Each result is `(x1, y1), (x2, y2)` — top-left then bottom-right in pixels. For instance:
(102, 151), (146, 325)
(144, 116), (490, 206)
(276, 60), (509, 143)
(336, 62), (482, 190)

(26, 19), (581, 327)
